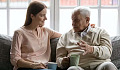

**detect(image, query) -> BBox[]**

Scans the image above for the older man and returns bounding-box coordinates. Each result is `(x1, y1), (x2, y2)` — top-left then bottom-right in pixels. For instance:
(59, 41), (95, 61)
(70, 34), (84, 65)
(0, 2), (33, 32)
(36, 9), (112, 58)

(56, 6), (118, 70)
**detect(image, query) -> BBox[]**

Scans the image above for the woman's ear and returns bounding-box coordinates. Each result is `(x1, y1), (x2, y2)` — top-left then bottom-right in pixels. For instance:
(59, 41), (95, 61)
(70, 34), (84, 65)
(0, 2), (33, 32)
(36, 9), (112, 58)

(30, 14), (34, 19)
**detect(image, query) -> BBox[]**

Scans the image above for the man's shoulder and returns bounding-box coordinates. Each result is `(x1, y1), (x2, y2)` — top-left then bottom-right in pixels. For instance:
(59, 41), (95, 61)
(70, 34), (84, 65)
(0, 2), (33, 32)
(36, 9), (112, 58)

(63, 29), (73, 35)
(60, 29), (73, 38)
(90, 27), (106, 33)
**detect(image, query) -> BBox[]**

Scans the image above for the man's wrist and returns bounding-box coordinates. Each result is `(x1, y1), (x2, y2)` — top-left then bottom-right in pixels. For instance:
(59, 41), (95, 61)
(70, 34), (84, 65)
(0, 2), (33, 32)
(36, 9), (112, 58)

(91, 46), (94, 53)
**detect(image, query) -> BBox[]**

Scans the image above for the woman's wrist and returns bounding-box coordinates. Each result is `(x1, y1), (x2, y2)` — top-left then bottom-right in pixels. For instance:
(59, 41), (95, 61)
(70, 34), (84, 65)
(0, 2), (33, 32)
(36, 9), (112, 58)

(29, 62), (37, 69)
(29, 63), (34, 68)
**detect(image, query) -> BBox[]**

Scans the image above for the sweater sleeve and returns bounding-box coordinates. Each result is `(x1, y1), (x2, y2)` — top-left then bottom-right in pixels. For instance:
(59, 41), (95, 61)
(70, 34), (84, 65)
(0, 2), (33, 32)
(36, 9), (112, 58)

(10, 30), (23, 67)
(45, 27), (61, 39)
(93, 29), (112, 59)
(56, 34), (68, 68)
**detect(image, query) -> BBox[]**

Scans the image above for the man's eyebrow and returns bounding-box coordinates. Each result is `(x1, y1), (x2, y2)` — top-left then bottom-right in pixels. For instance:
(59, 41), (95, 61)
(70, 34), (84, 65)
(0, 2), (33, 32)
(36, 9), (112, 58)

(72, 15), (76, 19)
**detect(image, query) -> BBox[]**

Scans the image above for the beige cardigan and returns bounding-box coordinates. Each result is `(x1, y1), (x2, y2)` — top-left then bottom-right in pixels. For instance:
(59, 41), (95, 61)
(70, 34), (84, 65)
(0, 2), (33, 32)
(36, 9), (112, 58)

(56, 27), (112, 68)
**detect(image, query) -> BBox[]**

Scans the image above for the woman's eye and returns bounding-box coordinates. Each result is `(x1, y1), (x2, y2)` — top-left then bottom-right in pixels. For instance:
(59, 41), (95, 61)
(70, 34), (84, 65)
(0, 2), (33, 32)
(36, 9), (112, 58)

(40, 15), (43, 17)
(40, 14), (46, 17)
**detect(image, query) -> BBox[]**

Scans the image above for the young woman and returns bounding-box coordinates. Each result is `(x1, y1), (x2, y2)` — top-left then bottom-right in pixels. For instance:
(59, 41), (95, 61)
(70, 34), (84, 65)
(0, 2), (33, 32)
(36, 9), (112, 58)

(10, 1), (61, 70)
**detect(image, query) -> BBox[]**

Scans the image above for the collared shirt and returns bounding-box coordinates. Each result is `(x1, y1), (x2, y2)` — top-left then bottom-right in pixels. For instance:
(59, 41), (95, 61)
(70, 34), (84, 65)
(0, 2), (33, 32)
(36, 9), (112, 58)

(75, 24), (91, 37)
(10, 26), (60, 70)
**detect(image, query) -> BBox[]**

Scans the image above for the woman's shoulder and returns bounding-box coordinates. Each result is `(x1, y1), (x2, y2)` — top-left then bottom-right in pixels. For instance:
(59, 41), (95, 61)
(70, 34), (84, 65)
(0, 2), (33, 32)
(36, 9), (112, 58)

(15, 27), (23, 32)
(41, 27), (54, 32)
(14, 27), (24, 35)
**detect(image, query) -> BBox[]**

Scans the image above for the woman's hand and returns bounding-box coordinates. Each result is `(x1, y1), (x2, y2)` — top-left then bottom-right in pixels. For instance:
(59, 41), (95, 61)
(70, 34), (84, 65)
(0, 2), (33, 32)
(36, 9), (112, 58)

(31, 62), (47, 69)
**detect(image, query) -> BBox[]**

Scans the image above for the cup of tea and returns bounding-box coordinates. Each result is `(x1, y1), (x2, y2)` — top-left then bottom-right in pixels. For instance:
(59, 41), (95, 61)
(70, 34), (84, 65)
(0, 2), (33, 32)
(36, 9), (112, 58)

(70, 54), (80, 66)
(47, 62), (57, 70)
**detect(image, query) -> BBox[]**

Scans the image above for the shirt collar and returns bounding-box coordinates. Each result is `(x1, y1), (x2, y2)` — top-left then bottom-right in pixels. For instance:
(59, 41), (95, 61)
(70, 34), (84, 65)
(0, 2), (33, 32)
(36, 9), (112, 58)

(74, 24), (91, 37)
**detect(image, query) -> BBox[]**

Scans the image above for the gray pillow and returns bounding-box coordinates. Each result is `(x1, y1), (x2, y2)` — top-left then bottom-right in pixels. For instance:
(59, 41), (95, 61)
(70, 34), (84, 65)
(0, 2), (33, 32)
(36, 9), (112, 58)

(111, 36), (120, 69)
(0, 34), (13, 70)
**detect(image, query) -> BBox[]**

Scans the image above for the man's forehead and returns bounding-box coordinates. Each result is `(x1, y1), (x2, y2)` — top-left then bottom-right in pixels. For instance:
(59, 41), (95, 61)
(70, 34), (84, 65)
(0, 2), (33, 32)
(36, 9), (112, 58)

(72, 11), (80, 16)
(72, 11), (81, 19)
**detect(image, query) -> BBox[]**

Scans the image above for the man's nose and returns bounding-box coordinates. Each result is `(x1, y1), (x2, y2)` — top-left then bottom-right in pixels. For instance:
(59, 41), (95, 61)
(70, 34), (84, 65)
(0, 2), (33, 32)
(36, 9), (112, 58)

(72, 21), (76, 25)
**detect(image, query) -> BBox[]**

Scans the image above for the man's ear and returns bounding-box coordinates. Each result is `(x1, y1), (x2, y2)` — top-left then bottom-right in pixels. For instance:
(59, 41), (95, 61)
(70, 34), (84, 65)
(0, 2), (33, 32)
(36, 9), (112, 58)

(86, 17), (90, 23)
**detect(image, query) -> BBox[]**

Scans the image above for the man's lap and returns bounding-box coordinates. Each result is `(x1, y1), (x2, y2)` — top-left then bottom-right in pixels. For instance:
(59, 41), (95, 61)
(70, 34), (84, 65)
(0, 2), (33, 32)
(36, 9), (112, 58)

(67, 62), (118, 70)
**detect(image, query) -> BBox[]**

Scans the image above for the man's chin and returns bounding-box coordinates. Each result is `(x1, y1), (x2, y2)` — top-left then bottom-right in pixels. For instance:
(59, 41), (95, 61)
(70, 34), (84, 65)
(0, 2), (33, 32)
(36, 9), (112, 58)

(74, 30), (78, 32)
(73, 28), (78, 31)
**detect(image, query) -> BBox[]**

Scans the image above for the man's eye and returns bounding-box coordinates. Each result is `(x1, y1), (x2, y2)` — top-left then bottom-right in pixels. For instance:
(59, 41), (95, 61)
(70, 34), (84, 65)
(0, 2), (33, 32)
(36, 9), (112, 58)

(77, 19), (80, 22)
(73, 19), (80, 22)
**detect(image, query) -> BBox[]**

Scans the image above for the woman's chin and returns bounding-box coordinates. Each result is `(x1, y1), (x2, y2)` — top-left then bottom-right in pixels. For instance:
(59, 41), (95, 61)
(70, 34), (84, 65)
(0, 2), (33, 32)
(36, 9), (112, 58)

(39, 23), (44, 26)
(39, 25), (43, 27)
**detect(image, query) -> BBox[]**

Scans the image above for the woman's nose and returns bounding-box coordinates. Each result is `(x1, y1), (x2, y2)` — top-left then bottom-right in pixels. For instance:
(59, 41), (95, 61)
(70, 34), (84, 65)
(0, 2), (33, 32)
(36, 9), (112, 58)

(44, 16), (47, 20)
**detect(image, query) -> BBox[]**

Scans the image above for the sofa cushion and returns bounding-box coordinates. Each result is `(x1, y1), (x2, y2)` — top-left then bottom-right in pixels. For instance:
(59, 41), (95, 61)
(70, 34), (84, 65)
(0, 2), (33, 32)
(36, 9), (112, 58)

(110, 36), (120, 69)
(0, 34), (13, 70)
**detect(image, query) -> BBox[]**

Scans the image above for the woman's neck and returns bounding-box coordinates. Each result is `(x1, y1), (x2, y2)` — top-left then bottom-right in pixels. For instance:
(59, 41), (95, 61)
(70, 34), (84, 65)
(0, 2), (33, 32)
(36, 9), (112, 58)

(25, 23), (38, 31)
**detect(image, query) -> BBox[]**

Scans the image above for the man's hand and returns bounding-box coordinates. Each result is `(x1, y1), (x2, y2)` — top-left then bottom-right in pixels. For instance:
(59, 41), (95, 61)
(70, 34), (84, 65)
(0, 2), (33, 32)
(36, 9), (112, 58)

(61, 57), (70, 68)
(77, 40), (94, 55)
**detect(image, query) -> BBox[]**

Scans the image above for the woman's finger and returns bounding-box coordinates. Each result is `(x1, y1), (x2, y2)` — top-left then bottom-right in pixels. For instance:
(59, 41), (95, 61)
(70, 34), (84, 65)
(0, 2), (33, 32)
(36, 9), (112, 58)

(41, 63), (47, 68)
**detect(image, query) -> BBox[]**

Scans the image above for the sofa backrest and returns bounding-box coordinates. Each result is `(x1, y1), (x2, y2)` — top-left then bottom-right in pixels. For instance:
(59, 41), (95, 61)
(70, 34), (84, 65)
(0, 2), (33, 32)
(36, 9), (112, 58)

(50, 38), (59, 62)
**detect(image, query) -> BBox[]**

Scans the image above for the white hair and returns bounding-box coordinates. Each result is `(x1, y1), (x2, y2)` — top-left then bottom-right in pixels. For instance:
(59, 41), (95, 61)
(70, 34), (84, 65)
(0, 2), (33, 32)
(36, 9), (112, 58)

(72, 6), (91, 18)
